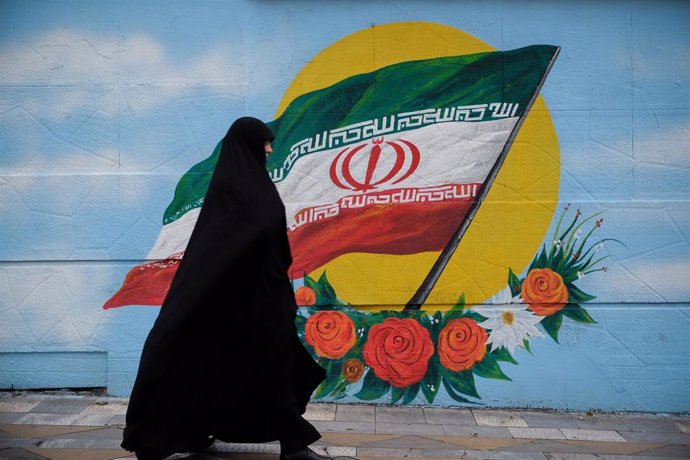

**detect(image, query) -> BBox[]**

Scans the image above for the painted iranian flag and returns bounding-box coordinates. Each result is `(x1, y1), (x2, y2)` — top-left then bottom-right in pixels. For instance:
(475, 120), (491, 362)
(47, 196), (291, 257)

(103, 45), (559, 309)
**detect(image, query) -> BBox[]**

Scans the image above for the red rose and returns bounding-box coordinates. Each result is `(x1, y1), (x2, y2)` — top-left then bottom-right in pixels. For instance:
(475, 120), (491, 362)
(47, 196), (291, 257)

(295, 286), (316, 306)
(363, 317), (434, 388)
(438, 318), (487, 372)
(305, 311), (356, 359)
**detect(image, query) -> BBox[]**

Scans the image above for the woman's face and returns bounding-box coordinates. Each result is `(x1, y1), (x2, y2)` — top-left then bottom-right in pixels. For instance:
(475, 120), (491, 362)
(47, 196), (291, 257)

(264, 140), (273, 158)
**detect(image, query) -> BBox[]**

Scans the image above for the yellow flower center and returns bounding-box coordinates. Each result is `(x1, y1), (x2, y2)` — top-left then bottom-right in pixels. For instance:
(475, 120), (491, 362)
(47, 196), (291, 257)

(501, 311), (515, 326)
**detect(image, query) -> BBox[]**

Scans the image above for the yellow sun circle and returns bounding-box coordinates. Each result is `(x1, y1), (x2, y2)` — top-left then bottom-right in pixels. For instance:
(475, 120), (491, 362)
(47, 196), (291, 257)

(276, 22), (560, 310)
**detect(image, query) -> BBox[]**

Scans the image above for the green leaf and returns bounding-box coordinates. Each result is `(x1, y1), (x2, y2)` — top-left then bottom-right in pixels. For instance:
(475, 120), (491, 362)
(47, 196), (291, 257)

(391, 385), (405, 404)
(331, 377), (349, 399)
(421, 359), (441, 404)
(451, 293), (466, 311)
(523, 339), (532, 354)
(294, 313), (306, 331)
(491, 347), (519, 365)
(354, 369), (391, 401)
(540, 312), (563, 343)
(561, 303), (597, 324)
(462, 310), (488, 323)
(402, 383), (421, 405)
(314, 360), (343, 399)
(567, 284), (596, 303)
(444, 369), (480, 398)
(508, 268), (522, 296)
(317, 271), (338, 303)
(472, 353), (512, 381)
(303, 273), (318, 289)
(441, 376), (474, 403)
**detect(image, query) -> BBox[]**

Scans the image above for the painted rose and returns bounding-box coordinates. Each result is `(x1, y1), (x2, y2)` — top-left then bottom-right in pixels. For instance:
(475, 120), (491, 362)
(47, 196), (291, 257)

(342, 358), (365, 383)
(305, 311), (356, 359)
(438, 318), (487, 372)
(521, 268), (569, 316)
(295, 286), (316, 306)
(363, 317), (434, 388)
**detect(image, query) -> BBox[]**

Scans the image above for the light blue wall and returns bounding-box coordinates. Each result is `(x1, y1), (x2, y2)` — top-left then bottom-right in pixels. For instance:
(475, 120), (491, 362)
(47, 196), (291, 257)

(1, 0), (689, 413)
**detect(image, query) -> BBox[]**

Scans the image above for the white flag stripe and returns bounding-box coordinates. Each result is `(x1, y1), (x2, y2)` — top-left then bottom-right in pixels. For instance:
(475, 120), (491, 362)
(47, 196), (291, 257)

(144, 117), (517, 261)
(146, 207), (200, 259)
(277, 117), (517, 226)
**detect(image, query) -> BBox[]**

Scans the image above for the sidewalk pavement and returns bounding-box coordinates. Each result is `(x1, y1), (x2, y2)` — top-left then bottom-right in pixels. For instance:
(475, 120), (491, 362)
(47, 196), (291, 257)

(0, 391), (688, 460)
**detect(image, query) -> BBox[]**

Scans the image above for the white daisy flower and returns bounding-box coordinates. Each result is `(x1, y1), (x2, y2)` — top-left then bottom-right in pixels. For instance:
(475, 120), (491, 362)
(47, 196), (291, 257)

(479, 287), (543, 354)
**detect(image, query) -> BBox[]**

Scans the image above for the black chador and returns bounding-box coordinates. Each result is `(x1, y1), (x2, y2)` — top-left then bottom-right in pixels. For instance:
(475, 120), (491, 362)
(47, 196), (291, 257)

(121, 117), (327, 460)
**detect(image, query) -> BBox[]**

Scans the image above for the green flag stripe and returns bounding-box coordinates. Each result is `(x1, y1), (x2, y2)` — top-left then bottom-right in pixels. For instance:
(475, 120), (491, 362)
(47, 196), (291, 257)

(162, 45), (557, 226)
(163, 140), (221, 225)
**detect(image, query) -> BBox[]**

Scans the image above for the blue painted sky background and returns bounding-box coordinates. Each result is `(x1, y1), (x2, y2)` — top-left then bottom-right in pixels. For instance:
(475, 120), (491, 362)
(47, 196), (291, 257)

(1, 1), (688, 408)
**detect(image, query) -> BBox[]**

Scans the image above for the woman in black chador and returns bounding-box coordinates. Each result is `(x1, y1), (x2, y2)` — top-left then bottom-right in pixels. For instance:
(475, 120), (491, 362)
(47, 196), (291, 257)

(121, 117), (330, 460)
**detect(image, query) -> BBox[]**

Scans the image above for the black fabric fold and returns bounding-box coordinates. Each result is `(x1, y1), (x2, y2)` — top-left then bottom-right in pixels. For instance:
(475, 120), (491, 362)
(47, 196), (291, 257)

(121, 117), (326, 457)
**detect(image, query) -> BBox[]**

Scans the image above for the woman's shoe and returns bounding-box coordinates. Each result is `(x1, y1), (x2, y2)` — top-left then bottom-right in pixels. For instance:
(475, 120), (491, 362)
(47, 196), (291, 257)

(279, 447), (332, 460)
(189, 435), (215, 452)
(134, 447), (168, 460)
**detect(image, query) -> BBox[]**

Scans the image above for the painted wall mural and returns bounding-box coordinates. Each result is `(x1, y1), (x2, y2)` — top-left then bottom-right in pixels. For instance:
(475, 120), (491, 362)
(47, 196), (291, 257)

(1, 2), (689, 413)
(103, 24), (616, 404)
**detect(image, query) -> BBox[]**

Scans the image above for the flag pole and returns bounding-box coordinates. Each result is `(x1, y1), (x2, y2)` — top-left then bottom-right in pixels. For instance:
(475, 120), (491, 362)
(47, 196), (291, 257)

(404, 46), (561, 311)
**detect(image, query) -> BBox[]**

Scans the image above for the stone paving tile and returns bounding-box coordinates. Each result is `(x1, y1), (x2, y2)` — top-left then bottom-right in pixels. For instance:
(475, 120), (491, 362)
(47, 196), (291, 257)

(542, 454), (602, 460)
(312, 420), (376, 434)
(106, 415), (126, 426)
(29, 400), (92, 415)
(618, 415), (684, 432)
(423, 407), (476, 425)
(413, 449), (546, 459)
(0, 447), (47, 460)
(353, 434), (458, 449)
(633, 444), (690, 458)
(375, 422), (445, 436)
(304, 404), (337, 421)
(497, 439), (607, 454)
(0, 412), (25, 424)
(15, 413), (82, 426)
(674, 420), (690, 433)
(560, 428), (627, 442)
(26, 447), (130, 460)
(572, 413), (629, 431)
(597, 455), (687, 460)
(41, 426), (123, 440)
(0, 424), (101, 439)
(473, 410), (528, 427)
(319, 432), (397, 446)
(616, 429), (690, 444)
(508, 427), (566, 440)
(351, 447), (408, 457)
(541, 439), (660, 455)
(81, 402), (129, 416)
(37, 438), (123, 449)
(375, 406), (426, 424)
(441, 424), (513, 438)
(427, 435), (528, 450)
(72, 414), (119, 426)
(335, 405), (375, 422)
(0, 401), (40, 413)
(520, 411), (582, 429)
(0, 438), (43, 449)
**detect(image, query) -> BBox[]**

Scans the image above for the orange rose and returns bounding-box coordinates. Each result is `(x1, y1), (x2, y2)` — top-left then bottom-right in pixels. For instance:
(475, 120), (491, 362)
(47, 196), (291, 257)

(438, 318), (487, 372)
(342, 358), (365, 383)
(295, 286), (316, 306)
(305, 311), (356, 359)
(521, 268), (569, 316)
(363, 317), (434, 388)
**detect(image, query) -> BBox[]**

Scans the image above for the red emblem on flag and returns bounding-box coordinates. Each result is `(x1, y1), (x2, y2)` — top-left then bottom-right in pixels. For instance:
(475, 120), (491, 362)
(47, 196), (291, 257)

(329, 137), (420, 192)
